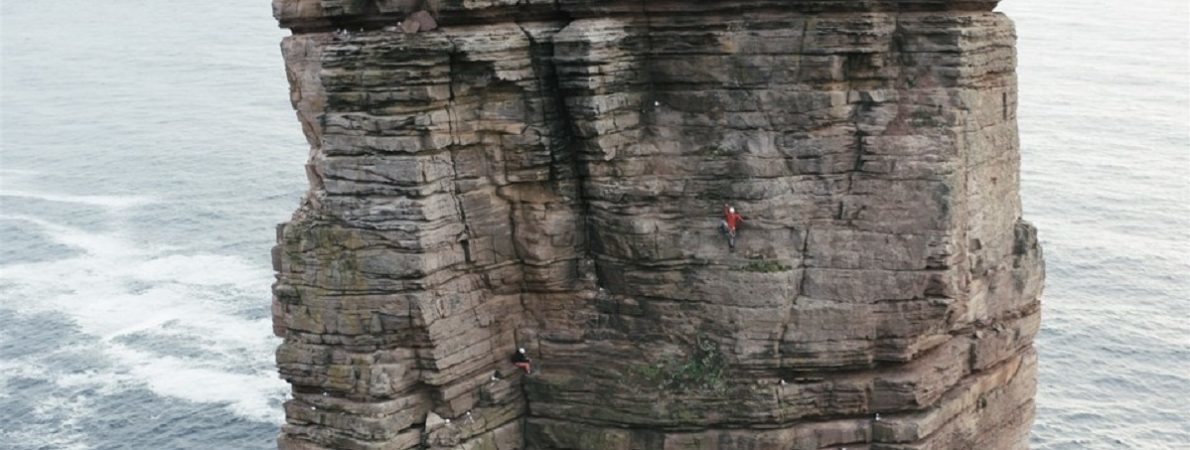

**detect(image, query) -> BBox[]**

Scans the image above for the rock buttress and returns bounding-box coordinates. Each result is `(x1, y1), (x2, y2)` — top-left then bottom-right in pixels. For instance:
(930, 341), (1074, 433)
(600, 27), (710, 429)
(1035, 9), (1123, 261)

(270, 1), (1044, 449)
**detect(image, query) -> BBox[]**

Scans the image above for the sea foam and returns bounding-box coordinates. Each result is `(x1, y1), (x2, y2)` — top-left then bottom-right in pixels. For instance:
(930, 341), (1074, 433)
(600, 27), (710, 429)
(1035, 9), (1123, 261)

(0, 212), (288, 426)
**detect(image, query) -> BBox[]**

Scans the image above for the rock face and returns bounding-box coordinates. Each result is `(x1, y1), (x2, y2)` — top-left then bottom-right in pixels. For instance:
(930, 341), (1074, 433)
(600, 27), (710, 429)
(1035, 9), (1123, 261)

(269, 1), (1044, 449)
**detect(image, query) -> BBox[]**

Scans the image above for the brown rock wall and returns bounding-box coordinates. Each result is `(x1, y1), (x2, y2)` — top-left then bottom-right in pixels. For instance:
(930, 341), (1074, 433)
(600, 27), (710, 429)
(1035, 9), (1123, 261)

(270, 1), (1042, 449)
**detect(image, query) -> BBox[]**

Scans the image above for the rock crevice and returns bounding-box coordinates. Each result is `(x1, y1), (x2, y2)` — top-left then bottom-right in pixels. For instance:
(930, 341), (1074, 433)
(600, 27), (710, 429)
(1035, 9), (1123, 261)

(270, 1), (1043, 449)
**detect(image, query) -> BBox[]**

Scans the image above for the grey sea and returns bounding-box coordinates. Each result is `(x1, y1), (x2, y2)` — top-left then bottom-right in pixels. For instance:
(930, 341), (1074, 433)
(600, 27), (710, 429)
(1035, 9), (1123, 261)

(1, 0), (1187, 449)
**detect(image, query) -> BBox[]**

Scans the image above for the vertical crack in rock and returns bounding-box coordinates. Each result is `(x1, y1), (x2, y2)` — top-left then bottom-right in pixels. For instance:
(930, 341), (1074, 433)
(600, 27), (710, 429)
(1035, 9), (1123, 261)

(270, 1), (1043, 449)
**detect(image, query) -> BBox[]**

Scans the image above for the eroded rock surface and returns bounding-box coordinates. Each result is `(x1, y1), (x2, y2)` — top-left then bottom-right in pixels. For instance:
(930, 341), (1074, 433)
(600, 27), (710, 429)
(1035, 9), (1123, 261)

(269, 1), (1043, 449)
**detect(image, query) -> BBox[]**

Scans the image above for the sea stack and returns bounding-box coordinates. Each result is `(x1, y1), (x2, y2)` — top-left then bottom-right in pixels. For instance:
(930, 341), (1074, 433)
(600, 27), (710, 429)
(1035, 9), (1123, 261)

(269, 1), (1044, 449)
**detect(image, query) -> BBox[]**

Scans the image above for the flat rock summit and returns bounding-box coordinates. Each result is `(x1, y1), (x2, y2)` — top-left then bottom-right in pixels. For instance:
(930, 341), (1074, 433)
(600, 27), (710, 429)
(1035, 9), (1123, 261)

(268, 1), (1045, 448)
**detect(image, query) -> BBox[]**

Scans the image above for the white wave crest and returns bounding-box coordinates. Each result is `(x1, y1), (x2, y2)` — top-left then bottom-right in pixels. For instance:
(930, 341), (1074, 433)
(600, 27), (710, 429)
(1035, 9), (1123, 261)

(0, 214), (288, 425)
(0, 190), (155, 210)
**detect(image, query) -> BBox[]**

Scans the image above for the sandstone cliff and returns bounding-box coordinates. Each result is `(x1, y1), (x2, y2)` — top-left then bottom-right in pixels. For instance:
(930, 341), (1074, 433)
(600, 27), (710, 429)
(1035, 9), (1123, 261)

(269, 1), (1044, 449)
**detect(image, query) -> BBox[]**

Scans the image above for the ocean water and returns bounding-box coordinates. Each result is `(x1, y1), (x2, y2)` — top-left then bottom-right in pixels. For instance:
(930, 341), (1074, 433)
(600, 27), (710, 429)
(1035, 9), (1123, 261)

(0, 0), (1186, 449)
(1000, 0), (1190, 448)
(0, 1), (303, 448)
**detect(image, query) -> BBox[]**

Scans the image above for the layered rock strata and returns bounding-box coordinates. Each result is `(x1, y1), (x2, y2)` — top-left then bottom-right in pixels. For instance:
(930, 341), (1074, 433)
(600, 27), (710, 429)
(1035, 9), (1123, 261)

(269, 1), (1044, 449)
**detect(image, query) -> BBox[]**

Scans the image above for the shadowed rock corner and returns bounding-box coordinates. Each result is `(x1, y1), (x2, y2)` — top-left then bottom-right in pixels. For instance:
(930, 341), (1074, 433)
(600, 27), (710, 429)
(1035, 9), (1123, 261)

(268, 0), (1044, 449)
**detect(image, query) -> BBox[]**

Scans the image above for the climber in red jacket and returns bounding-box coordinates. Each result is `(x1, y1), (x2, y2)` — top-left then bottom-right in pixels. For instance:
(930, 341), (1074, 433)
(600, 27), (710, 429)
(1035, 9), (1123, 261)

(721, 203), (744, 250)
(511, 348), (531, 374)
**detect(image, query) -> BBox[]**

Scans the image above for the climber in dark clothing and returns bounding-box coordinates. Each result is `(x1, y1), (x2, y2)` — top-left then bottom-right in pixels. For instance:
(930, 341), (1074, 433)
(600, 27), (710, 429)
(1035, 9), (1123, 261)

(720, 203), (744, 249)
(511, 348), (531, 374)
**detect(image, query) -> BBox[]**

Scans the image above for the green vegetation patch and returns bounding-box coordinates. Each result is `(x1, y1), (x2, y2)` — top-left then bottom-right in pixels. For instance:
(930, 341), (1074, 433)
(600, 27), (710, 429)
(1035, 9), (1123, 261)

(627, 334), (727, 393)
(697, 146), (734, 157)
(741, 259), (793, 273)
